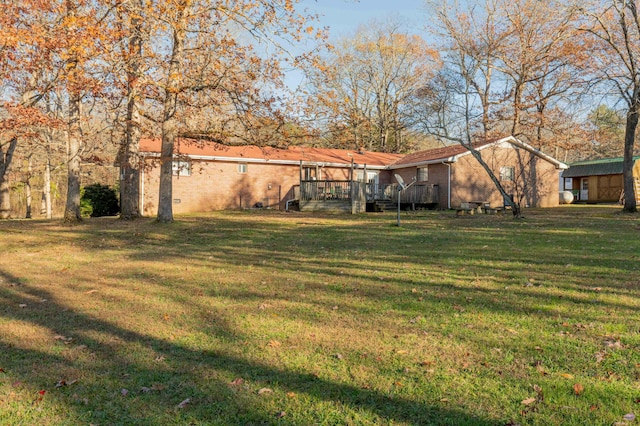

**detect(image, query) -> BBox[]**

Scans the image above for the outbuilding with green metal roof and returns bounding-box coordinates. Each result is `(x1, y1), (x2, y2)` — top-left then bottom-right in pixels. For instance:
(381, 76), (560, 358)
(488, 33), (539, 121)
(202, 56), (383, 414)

(562, 157), (640, 203)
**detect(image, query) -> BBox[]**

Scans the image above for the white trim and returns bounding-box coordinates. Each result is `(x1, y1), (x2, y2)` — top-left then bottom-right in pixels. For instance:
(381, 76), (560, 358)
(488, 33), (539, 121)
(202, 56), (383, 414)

(139, 136), (567, 172)
(388, 156), (457, 170)
(139, 152), (388, 170)
(387, 136), (568, 170)
(499, 136), (569, 170)
(140, 163), (145, 216)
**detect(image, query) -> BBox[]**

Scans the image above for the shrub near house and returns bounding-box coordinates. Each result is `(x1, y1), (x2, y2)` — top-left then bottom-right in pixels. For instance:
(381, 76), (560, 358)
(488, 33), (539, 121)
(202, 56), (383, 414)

(81, 184), (120, 217)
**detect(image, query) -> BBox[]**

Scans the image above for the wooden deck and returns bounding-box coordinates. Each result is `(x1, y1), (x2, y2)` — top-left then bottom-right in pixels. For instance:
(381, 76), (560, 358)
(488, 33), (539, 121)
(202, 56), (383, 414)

(299, 181), (439, 212)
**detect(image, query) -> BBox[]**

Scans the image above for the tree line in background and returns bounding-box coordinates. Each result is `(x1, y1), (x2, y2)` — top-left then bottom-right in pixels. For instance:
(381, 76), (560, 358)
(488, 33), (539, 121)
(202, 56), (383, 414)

(1, 0), (639, 222)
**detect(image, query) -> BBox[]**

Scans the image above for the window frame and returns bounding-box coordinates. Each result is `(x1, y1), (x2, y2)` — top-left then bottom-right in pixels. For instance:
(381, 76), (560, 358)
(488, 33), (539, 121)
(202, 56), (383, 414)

(238, 163), (248, 174)
(172, 160), (191, 177)
(500, 166), (515, 182)
(417, 166), (428, 182)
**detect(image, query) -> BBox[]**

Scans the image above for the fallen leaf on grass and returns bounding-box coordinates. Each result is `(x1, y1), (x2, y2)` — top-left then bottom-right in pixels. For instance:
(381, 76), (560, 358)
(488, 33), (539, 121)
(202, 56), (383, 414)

(257, 388), (273, 395)
(141, 383), (166, 393)
(177, 398), (191, 409)
(573, 383), (584, 395)
(624, 413), (636, 421)
(32, 390), (46, 405)
(535, 363), (547, 376)
(275, 411), (286, 418)
(521, 397), (537, 405)
(560, 373), (574, 379)
(121, 389), (129, 396)
(286, 392), (297, 398)
(605, 339), (624, 349)
(18, 304), (27, 308)
(230, 378), (244, 386)
(267, 340), (281, 348)
(55, 379), (77, 388)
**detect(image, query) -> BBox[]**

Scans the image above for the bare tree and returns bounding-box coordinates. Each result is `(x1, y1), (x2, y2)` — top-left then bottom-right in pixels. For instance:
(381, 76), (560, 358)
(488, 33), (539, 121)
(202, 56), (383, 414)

(581, 0), (640, 212)
(420, 0), (585, 215)
(306, 18), (440, 153)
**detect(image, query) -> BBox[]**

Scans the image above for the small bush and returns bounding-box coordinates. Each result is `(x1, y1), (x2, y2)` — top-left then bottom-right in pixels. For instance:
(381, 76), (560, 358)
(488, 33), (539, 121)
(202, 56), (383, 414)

(81, 184), (119, 217)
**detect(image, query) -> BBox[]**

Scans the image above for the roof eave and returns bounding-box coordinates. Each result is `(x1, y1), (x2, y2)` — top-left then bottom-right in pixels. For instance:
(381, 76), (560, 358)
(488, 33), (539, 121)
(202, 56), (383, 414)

(140, 151), (387, 169)
(387, 156), (458, 170)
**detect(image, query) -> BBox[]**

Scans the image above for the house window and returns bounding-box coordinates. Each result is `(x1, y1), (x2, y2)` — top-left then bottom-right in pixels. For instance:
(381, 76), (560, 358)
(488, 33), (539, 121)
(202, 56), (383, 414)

(564, 178), (573, 190)
(303, 167), (317, 180)
(417, 167), (428, 182)
(500, 166), (515, 182)
(172, 160), (191, 176)
(356, 171), (379, 184)
(238, 163), (247, 174)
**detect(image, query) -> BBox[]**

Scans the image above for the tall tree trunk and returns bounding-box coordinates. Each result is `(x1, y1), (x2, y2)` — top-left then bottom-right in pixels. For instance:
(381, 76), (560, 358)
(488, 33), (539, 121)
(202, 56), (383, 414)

(466, 145), (521, 217)
(25, 155), (32, 218)
(64, 92), (82, 222)
(120, 0), (143, 220)
(63, 0), (82, 222)
(156, 1), (190, 223)
(622, 100), (638, 212)
(42, 155), (52, 219)
(0, 137), (18, 219)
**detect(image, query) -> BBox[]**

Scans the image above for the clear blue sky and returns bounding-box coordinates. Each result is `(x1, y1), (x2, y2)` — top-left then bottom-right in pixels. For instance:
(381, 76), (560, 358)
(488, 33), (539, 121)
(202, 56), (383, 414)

(299, 0), (430, 38)
(285, 0), (430, 89)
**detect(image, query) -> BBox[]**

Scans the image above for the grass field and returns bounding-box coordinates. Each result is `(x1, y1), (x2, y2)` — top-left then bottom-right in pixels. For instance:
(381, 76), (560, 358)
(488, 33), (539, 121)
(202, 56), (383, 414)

(0, 205), (639, 425)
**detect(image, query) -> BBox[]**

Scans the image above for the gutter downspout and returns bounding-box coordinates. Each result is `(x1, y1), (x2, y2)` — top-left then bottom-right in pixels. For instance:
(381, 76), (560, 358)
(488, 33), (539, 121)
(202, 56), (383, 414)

(140, 157), (145, 216)
(285, 198), (296, 212)
(442, 161), (451, 209)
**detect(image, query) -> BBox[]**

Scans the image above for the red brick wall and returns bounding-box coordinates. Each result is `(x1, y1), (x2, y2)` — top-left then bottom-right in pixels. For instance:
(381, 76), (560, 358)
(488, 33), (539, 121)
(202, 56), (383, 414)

(141, 158), (360, 215)
(450, 145), (560, 208)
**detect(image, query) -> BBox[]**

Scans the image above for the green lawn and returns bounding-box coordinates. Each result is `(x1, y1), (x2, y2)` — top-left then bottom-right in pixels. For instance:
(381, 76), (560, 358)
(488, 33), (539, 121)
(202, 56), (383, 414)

(0, 205), (639, 425)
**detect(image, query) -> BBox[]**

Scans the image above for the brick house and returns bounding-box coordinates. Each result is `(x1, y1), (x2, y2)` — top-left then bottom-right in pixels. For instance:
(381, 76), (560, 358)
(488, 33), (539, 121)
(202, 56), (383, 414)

(139, 135), (567, 215)
(389, 136), (568, 209)
(139, 138), (402, 215)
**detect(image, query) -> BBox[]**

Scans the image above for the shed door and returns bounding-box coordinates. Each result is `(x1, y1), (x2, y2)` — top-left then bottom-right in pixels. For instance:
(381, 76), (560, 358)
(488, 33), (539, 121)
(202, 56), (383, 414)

(580, 178), (589, 201)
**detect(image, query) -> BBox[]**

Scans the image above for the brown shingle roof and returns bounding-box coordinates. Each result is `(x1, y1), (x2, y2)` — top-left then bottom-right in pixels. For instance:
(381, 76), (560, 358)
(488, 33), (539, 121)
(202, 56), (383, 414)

(139, 138), (403, 168)
(390, 140), (496, 166)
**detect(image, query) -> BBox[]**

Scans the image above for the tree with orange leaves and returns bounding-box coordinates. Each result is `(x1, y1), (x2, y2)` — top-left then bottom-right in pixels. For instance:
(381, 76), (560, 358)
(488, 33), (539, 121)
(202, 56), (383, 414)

(307, 19), (440, 153)
(1, 0), (113, 221)
(123, 0), (325, 222)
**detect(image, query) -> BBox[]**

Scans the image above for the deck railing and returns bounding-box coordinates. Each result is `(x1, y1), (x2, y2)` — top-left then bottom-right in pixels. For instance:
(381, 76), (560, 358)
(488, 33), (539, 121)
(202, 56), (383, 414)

(370, 183), (439, 204)
(300, 180), (352, 201)
(301, 180), (438, 205)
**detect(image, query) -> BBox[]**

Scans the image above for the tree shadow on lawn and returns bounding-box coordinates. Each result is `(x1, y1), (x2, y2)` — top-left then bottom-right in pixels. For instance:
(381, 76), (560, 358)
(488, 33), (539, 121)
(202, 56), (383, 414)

(109, 215), (640, 327)
(0, 268), (501, 426)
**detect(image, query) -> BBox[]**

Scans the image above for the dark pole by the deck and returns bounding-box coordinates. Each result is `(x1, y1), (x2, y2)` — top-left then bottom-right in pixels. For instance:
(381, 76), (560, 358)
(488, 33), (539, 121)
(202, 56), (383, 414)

(397, 187), (402, 227)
